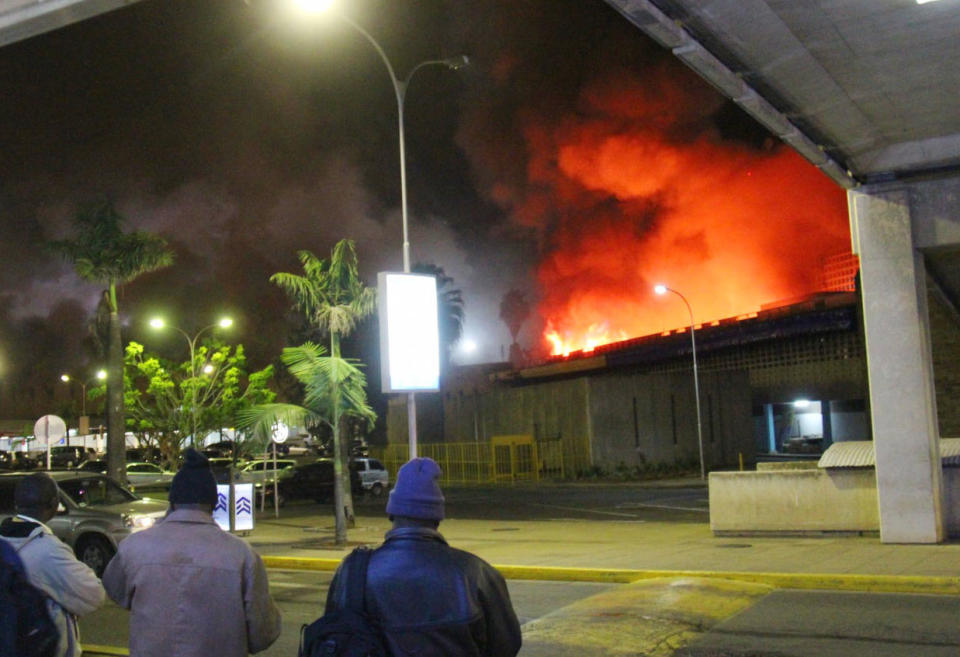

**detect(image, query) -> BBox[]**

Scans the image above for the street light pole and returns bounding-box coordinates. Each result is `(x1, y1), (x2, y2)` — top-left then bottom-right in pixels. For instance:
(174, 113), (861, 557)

(149, 317), (232, 447)
(654, 285), (706, 480)
(331, 12), (468, 458)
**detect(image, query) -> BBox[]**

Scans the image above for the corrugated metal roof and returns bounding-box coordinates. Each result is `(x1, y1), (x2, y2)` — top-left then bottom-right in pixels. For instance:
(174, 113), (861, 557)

(819, 438), (960, 468)
(818, 441), (875, 468)
(941, 438), (960, 466)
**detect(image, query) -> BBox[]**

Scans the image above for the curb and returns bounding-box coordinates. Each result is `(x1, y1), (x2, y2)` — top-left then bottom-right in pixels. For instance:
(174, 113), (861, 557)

(261, 555), (960, 595)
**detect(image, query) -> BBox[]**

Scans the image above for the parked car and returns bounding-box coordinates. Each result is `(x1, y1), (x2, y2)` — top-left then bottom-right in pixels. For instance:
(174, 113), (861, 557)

(257, 459), (361, 507)
(75, 461), (176, 490)
(238, 458), (297, 485)
(50, 446), (90, 468)
(350, 457), (390, 496)
(0, 471), (167, 576)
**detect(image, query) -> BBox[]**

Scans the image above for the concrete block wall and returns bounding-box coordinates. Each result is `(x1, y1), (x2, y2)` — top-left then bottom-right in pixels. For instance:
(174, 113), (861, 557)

(710, 467), (960, 536)
(588, 370), (752, 470)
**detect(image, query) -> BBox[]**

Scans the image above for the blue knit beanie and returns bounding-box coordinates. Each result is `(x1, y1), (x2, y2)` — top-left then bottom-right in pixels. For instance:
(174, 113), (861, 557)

(386, 457), (445, 521)
(169, 448), (218, 507)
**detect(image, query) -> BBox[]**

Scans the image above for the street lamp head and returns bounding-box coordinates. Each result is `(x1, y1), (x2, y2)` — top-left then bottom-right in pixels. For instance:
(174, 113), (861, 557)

(60, 374), (70, 382)
(218, 317), (234, 329)
(203, 363), (215, 375)
(653, 284), (668, 295)
(294, 0), (334, 13)
(149, 317), (165, 329)
(96, 369), (107, 381)
(443, 55), (470, 70)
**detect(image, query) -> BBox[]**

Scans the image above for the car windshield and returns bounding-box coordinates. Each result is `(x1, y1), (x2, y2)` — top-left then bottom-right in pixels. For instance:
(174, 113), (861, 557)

(58, 477), (139, 506)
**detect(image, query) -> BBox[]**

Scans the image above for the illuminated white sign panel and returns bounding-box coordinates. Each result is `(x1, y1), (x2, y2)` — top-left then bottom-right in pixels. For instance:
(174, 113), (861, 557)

(378, 272), (440, 393)
(214, 483), (254, 532)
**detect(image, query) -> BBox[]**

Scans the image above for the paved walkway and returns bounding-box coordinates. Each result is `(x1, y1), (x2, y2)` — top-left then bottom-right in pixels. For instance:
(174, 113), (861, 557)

(250, 510), (960, 581)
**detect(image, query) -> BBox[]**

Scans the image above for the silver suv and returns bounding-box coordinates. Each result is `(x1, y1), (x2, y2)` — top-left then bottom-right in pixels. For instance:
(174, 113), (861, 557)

(0, 471), (168, 576)
(351, 457), (390, 497)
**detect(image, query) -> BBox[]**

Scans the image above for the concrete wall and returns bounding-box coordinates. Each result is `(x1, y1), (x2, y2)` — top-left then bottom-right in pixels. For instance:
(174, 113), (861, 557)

(587, 370), (753, 469)
(710, 467), (960, 536)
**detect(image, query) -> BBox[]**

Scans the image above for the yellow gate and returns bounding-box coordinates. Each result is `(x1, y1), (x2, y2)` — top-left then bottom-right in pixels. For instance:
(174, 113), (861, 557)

(490, 435), (539, 483)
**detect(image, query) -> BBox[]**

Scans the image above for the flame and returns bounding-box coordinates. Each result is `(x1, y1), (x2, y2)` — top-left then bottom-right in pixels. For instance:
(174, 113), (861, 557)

(527, 64), (849, 356)
(456, 35), (850, 359)
(546, 322), (628, 357)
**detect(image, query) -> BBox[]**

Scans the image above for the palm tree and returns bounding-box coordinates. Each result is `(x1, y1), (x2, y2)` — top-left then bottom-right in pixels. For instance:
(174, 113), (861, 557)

(270, 240), (376, 537)
(49, 200), (174, 483)
(499, 289), (530, 365)
(238, 344), (375, 545)
(412, 263), (464, 375)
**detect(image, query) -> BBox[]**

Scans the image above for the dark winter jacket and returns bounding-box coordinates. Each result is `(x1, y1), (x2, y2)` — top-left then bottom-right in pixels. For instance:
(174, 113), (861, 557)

(325, 526), (522, 657)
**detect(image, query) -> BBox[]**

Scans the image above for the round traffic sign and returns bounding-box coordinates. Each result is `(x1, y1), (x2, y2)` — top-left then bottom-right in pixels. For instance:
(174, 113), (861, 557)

(271, 423), (289, 444)
(33, 414), (67, 448)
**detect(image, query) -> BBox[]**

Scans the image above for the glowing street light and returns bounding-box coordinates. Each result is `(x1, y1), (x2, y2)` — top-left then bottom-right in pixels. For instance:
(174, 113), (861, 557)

(148, 316), (233, 444)
(59, 369), (107, 417)
(293, 0), (468, 458)
(654, 284), (705, 480)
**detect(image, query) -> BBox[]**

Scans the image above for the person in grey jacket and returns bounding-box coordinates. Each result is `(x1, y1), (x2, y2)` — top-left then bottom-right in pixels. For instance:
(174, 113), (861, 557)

(325, 457), (522, 657)
(0, 472), (106, 657)
(103, 449), (281, 657)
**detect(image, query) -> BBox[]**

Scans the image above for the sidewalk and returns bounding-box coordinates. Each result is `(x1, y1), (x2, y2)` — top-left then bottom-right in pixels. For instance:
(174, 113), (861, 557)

(249, 508), (960, 582)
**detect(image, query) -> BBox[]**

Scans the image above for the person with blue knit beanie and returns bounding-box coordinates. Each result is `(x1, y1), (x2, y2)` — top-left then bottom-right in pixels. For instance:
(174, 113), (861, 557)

(386, 456), (446, 521)
(324, 457), (521, 656)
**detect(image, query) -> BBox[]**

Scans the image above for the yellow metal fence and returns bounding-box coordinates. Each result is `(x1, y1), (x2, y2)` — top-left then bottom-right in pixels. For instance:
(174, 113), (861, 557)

(371, 435), (591, 486)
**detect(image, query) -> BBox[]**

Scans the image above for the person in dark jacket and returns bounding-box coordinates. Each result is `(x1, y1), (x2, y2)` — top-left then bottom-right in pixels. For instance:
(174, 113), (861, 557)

(325, 457), (522, 657)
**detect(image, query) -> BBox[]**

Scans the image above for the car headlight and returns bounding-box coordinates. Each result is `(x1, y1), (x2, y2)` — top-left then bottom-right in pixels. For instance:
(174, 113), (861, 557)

(123, 515), (156, 530)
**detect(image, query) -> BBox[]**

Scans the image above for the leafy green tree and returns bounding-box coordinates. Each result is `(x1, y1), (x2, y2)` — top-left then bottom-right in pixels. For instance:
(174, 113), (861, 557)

(49, 201), (174, 482)
(237, 342), (375, 545)
(269, 240), (376, 538)
(413, 263), (464, 375)
(102, 340), (275, 469)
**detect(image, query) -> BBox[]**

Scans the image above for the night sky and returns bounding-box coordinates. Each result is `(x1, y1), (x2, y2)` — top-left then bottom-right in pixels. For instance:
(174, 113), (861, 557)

(0, 0), (848, 421)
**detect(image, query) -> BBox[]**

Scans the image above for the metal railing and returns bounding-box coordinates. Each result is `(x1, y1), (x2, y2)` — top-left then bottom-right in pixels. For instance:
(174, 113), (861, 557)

(370, 435), (591, 485)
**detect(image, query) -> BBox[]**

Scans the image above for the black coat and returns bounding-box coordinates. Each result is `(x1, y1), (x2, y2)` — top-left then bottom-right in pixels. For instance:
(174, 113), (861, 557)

(325, 526), (522, 657)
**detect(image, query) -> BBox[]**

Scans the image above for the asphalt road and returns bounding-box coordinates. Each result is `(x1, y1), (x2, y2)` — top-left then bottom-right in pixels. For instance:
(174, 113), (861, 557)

(77, 487), (960, 655)
(81, 571), (960, 656)
(335, 482), (710, 523)
(79, 570), (619, 656)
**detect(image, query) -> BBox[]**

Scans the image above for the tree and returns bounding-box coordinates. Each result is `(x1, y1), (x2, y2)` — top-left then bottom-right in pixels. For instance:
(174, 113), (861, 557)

(412, 263), (465, 375)
(270, 240), (376, 539)
(499, 289), (530, 365)
(103, 341), (275, 469)
(237, 343), (375, 545)
(49, 200), (174, 483)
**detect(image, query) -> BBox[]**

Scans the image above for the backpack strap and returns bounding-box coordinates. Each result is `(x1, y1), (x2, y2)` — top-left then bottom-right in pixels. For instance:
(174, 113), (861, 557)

(344, 547), (373, 613)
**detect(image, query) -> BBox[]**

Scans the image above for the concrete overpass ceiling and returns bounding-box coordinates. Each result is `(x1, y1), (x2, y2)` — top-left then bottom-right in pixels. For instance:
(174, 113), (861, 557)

(604, 0), (960, 186)
(0, 0), (144, 48)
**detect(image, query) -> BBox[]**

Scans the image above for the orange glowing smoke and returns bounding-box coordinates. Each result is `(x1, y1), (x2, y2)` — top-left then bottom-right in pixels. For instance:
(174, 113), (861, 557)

(524, 64), (850, 356)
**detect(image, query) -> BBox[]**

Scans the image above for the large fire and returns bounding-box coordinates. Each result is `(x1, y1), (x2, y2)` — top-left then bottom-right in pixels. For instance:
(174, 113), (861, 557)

(456, 21), (851, 359)
(532, 70), (848, 356)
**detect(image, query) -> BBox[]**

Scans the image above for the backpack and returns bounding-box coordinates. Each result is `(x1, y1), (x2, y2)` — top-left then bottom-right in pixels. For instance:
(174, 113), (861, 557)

(0, 537), (59, 657)
(299, 547), (389, 657)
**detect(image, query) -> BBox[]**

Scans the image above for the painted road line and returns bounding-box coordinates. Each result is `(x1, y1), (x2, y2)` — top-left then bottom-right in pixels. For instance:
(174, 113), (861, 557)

(521, 577), (772, 657)
(82, 645), (128, 656)
(262, 556), (960, 594)
(529, 502), (644, 518)
(614, 501), (708, 513)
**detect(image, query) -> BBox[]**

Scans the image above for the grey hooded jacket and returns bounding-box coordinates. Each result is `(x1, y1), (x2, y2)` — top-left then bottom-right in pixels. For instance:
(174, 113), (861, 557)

(102, 508), (281, 657)
(0, 517), (106, 657)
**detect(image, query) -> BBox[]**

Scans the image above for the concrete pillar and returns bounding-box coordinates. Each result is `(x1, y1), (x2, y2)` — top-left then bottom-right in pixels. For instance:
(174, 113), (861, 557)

(849, 189), (943, 543)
